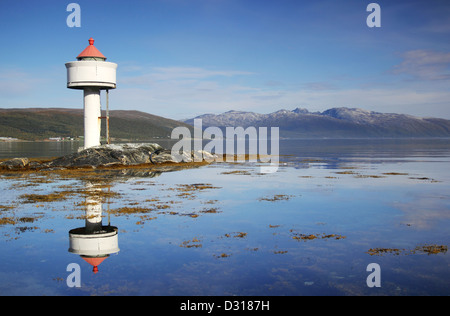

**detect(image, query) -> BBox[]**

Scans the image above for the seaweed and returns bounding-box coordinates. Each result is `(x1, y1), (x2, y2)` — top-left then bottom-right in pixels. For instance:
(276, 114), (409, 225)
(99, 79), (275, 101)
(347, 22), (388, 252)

(258, 194), (294, 202)
(180, 237), (202, 248)
(366, 244), (448, 256)
(19, 192), (72, 203)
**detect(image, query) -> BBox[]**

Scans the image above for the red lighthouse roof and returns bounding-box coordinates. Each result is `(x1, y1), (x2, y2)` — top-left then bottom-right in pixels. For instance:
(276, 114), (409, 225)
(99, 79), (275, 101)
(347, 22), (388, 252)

(77, 38), (107, 60)
(81, 256), (108, 274)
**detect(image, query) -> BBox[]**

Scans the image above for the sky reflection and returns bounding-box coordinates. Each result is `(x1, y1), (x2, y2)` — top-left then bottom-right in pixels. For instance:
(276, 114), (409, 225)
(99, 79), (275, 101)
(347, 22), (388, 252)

(0, 141), (449, 295)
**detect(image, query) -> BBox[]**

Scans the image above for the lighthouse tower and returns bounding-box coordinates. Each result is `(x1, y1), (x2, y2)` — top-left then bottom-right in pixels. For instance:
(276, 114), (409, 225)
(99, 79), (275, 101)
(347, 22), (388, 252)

(66, 38), (117, 149)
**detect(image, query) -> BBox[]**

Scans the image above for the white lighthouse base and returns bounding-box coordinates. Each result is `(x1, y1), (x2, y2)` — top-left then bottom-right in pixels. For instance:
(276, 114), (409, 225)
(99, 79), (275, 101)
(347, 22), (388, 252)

(68, 226), (119, 257)
(83, 87), (102, 150)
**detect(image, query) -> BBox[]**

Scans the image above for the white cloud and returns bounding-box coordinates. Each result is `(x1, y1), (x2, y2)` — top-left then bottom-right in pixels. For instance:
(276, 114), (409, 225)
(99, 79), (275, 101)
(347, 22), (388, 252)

(0, 69), (46, 97)
(119, 66), (254, 87)
(302, 81), (338, 91)
(2, 65), (447, 121)
(114, 74), (450, 120)
(115, 65), (257, 117)
(391, 50), (450, 81)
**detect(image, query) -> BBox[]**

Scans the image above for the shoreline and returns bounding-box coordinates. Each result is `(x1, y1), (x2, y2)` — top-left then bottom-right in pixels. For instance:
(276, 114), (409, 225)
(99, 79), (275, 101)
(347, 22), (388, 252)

(0, 158), (212, 174)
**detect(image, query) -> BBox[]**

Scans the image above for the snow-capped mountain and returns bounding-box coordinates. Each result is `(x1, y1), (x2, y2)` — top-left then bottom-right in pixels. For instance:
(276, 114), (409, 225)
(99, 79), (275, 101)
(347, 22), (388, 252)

(184, 107), (450, 138)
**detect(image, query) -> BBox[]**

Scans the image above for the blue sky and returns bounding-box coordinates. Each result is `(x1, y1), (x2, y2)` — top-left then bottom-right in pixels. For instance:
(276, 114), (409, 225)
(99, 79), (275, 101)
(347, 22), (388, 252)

(0, 0), (449, 119)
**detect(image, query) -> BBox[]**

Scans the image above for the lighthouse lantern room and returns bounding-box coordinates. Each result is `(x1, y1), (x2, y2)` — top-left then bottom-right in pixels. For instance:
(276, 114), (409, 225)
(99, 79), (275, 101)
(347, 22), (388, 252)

(65, 38), (117, 149)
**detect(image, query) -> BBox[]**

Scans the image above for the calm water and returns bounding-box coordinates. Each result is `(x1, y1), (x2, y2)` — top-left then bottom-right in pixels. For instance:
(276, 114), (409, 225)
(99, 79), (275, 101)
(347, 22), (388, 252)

(0, 139), (449, 296)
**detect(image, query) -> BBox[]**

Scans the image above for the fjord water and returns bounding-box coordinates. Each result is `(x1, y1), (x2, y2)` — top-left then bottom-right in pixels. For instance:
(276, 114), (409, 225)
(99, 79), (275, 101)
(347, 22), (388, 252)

(0, 138), (448, 295)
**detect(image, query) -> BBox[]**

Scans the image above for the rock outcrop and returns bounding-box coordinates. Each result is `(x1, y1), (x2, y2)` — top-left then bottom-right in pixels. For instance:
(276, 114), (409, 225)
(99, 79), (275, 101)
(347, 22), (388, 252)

(0, 143), (217, 171)
(0, 158), (30, 170)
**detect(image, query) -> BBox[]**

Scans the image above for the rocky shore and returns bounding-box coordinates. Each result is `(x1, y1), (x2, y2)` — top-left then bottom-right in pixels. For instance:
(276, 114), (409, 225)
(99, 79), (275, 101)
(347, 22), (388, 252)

(0, 143), (217, 171)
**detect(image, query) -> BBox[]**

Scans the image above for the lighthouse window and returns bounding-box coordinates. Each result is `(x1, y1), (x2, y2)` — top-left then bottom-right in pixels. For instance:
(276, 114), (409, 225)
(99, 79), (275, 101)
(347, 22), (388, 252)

(78, 57), (106, 61)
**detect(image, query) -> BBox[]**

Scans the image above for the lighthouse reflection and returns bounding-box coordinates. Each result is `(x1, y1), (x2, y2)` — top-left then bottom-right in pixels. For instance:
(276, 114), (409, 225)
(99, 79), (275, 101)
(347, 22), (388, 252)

(68, 182), (119, 273)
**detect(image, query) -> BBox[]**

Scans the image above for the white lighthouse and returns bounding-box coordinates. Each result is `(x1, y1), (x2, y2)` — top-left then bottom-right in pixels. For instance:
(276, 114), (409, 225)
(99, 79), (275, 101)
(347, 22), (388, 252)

(66, 38), (117, 149)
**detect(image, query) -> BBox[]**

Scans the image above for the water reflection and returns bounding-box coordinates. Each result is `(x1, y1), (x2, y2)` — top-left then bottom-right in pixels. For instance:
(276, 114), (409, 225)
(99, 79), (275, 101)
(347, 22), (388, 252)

(68, 182), (119, 273)
(0, 139), (449, 295)
(0, 141), (83, 159)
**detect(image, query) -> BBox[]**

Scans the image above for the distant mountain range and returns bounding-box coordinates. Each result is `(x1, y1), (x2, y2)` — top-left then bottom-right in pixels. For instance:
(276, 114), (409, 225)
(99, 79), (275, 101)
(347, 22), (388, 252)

(1, 107), (450, 141)
(184, 107), (450, 138)
(0, 108), (193, 141)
